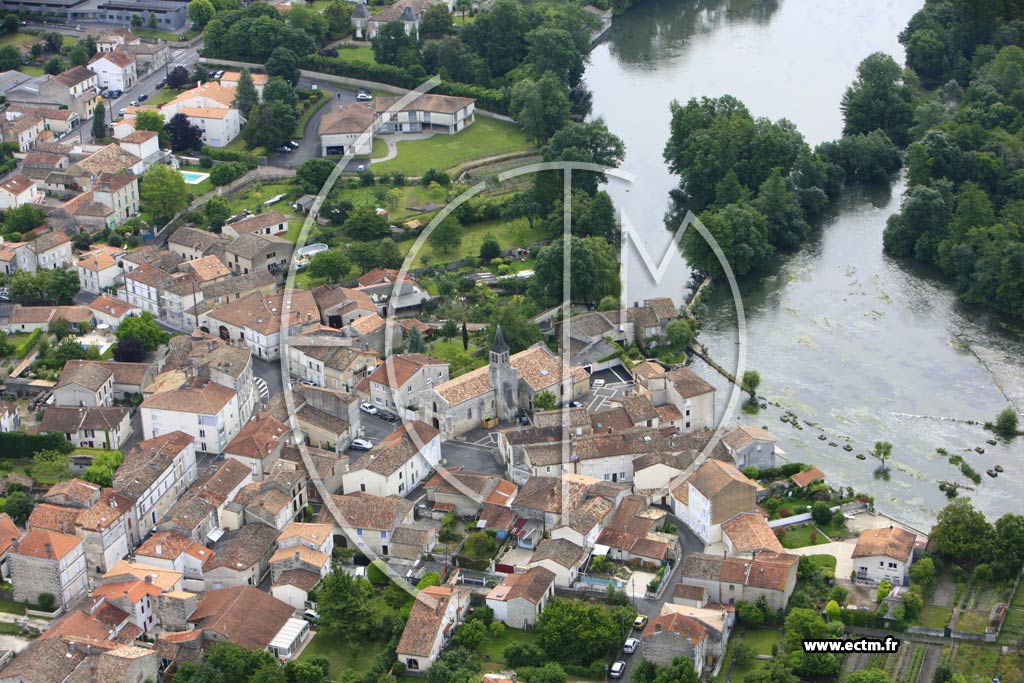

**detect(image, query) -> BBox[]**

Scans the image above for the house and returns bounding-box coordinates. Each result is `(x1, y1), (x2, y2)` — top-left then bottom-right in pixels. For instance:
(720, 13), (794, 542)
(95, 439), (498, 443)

(122, 42), (171, 77)
(269, 544), (330, 583)
(595, 494), (677, 565)
(175, 458), (253, 534)
(641, 612), (708, 674)
(90, 577), (166, 632)
(422, 467), (517, 518)
(53, 360), (116, 407)
(168, 226), (229, 262)
(118, 129), (164, 170)
(672, 459), (760, 544)
(134, 530), (215, 592)
(279, 444), (346, 504)
(354, 268), (432, 313)
(485, 566), (555, 628)
(77, 360), (157, 401)
(220, 70), (269, 96)
(96, 28), (141, 53)
(60, 486), (134, 574)
(551, 495), (614, 548)
(37, 405), (133, 449)
(318, 101), (375, 156)
(0, 113), (44, 153)
(318, 492), (414, 557)
(6, 66), (98, 119)
(122, 262), (174, 316)
(512, 475), (590, 530)
(359, 353), (450, 419)
(233, 469), (307, 531)
(311, 284), (377, 328)
(163, 331), (260, 425)
(679, 551), (799, 611)
(188, 585), (310, 658)
(222, 233), (293, 277)
(790, 466), (826, 489)
(77, 249), (123, 294)
(341, 421), (441, 497)
(395, 585), (471, 673)
(285, 327), (379, 392)
(140, 376), (243, 453)
(277, 522), (335, 557)
(204, 522), (279, 589)
(224, 412), (290, 480)
(0, 174), (41, 210)
(388, 525), (437, 561)
(199, 289), (318, 361)
(222, 211), (290, 239)
(526, 538), (587, 588)
(90, 294), (141, 328)
(0, 514), (21, 579)
(721, 425), (779, 471)
(15, 230), (72, 273)
(88, 49), (137, 92)
(158, 82), (243, 147)
(271, 568), (321, 611)
(9, 529), (88, 608)
(721, 512), (784, 557)
(373, 93), (474, 135)
(113, 431), (197, 542)
(292, 384), (360, 451)
(635, 365), (716, 433)
(852, 526), (918, 586)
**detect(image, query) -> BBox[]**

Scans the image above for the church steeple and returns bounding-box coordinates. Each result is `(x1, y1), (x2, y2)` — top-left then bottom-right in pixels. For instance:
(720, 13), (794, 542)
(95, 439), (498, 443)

(491, 324), (509, 355)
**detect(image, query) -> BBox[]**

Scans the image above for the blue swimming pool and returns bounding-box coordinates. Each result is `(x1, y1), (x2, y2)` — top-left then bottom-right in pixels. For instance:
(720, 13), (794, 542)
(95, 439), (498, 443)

(179, 170), (210, 184)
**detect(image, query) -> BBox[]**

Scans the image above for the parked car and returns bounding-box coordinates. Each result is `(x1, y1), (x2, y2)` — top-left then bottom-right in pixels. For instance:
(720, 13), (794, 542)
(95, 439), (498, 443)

(138, 93), (148, 102)
(288, 140), (300, 149)
(118, 108), (126, 117)
(302, 610), (319, 624)
(623, 638), (639, 654)
(215, 70), (225, 79)
(378, 411), (398, 423)
(566, 400), (583, 408)
(592, 378), (606, 388)
(633, 614), (648, 630)
(155, 79), (166, 89)
(109, 89), (122, 98)
(311, 84), (318, 91)
(359, 402), (379, 415)
(356, 91), (372, 101)
(276, 145), (292, 153)
(610, 662), (625, 679)
(350, 438), (373, 451)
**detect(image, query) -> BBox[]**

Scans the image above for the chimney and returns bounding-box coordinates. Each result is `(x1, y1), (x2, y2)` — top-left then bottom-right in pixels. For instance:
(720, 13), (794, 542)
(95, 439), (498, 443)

(144, 574), (154, 584)
(44, 542), (53, 560)
(155, 544), (162, 557)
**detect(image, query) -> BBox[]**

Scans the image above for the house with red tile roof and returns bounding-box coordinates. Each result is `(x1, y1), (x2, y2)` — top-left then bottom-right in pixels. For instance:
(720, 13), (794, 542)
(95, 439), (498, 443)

(396, 585), (472, 673)
(9, 529), (88, 607)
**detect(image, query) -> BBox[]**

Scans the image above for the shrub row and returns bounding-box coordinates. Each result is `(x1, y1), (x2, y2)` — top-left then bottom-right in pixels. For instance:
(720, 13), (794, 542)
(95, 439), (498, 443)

(201, 146), (259, 169)
(15, 329), (42, 359)
(0, 432), (73, 459)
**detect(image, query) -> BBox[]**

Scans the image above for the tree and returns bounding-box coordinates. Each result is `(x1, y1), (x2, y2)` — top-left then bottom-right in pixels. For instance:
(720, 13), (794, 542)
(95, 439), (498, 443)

(134, 110), (165, 134)
(81, 450), (125, 488)
(840, 52), (914, 145)
(263, 76), (297, 108)
(995, 407), (1018, 437)
(148, 12), (158, 29)
(872, 441), (892, 474)
(461, 321), (469, 350)
(931, 498), (995, 564)
(535, 598), (619, 666)
(812, 501), (833, 526)
(463, 530), (495, 558)
(510, 74), (572, 144)
(420, 4), (452, 37)
(527, 26), (583, 85)
(479, 234), (501, 262)
(323, 1), (353, 38)
(342, 206), (390, 241)
(91, 101), (107, 139)
(2, 491), (32, 524)
(232, 68), (259, 118)
(243, 100), (298, 149)
(116, 312), (169, 352)
(44, 56), (66, 75)
(908, 556), (936, 591)
(317, 568), (373, 639)
(67, 42), (90, 67)
(43, 32), (63, 52)
(296, 158), (336, 194)
(46, 269), (80, 305)
(451, 619), (486, 648)
(993, 513), (1024, 578)
(732, 643), (756, 669)
(753, 169), (809, 249)
(460, 0), (532, 77)
(416, 572), (440, 590)
(847, 669), (892, 683)
(2, 15), (18, 34)
(652, 656), (699, 683)
(666, 318), (695, 349)
(4, 204), (46, 234)
(0, 46), (21, 72)
(266, 46), (300, 86)
(371, 20), (420, 68)
(164, 64), (190, 90)
(504, 642), (545, 669)
(735, 601), (764, 626)
(204, 195), (232, 231)
(742, 370), (761, 395)
(112, 337), (145, 362)
(502, 189), (543, 229)
(307, 249), (351, 283)
(684, 203), (773, 277)
(427, 215), (463, 254)
(825, 599), (841, 622)
(533, 391), (557, 411)
(406, 326), (426, 354)
(141, 164), (188, 219)
(165, 113), (203, 152)
(283, 660), (328, 683)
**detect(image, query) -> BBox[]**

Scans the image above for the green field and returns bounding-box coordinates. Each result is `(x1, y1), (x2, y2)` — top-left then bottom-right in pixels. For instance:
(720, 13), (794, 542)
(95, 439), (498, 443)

(956, 610), (991, 634)
(398, 215), (547, 265)
(145, 87), (182, 107)
(0, 33), (36, 49)
(917, 605), (953, 629)
(372, 117), (535, 176)
(428, 339), (485, 377)
(778, 524), (829, 549)
(335, 45), (376, 63)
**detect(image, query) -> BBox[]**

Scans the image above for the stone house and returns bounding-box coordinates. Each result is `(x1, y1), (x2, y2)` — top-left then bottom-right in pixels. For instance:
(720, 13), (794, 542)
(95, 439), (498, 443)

(395, 585), (471, 674)
(526, 538), (587, 588)
(9, 529), (88, 608)
(852, 526), (918, 586)
(485, 566), (555, 628)
(672, 459), (760, 545)
(721, 425), (779, 471)
(113, 431), (198, 543)
(37, 405), (133, 450)
(224, 412), (290, 480)
(318, 492), (414, 557)
(341, 421), (441, 497)
(678, 551), (799, 611)
(641, 612), (708, 674)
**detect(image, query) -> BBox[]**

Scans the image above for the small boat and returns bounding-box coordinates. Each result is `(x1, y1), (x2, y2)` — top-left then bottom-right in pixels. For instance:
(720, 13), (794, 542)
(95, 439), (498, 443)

(994, 465), (1004, 473)
(986, 439), (997, 446)
(828, 441), (838, 447)
(856, 453), (867, 460)
(843, 444), (853, 452)
(818, 434), (827, 441)
(975, 447), (985, 454)
(987, 469), (998, 478)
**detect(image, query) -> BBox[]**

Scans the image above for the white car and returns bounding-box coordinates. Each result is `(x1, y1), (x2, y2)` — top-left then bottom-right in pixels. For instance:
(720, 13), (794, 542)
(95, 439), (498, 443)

(350, 438), (373, 451)
(623, 637), (639, 654)
(610, 661), (625, 679)
(356, 91), (372, 101)
(359, 402), (379, 415)
(592, 378), (606, 388)
(311, 84), (318, 91)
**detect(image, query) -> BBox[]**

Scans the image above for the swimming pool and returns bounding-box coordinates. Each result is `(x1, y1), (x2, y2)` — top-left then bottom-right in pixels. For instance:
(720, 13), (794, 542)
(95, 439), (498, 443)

(179, 170), (210, 184)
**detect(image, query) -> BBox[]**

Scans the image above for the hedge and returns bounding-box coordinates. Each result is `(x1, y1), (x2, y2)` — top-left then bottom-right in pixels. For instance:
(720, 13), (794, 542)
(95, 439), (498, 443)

(0, 432), (73, 459)
(201, 146), (259, 169)
(209, 162), (248, 186)
(300, 55), (510, 114)
(15, 329), (42, 359)
(839, 609), (883, 628)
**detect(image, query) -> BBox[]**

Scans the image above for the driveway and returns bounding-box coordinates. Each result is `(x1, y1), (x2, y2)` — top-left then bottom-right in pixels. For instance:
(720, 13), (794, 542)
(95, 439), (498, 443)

(264, 78), (358, 167)
(786, 538), (857, 579)
(441, 440), (504, 475)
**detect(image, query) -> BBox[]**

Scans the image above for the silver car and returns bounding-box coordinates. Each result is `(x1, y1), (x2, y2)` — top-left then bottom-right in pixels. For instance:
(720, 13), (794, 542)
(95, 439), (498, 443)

(623, 637), (639, 654)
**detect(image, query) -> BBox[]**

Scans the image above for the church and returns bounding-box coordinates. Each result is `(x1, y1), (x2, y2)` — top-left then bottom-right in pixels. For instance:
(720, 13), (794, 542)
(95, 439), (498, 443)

(427, 326), (590, 438)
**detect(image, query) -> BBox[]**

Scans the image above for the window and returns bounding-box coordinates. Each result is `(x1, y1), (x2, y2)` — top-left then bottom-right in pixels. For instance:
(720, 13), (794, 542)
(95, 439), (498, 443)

(357, 528), (363, 536)
(199, 429), (206, 438)
(888, 562), (897, 569)
(380, 531), (387, 539)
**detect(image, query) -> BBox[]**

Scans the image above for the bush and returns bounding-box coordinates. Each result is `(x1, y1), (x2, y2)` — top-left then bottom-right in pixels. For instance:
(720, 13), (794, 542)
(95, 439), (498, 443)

(366, 561), (388, 585)
(811, 500), (833, 526)
(0, 432), (73, 459)
(37, 593), (55, 611)
(201, 146), (259, 169)
(209, 162), (247, 186)
(876, 579), (892, 603)
(199, 156), (213, 168)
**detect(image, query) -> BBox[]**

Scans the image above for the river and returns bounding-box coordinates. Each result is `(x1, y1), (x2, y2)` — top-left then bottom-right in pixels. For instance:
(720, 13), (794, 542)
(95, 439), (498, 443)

(585, 0), (1024, 529)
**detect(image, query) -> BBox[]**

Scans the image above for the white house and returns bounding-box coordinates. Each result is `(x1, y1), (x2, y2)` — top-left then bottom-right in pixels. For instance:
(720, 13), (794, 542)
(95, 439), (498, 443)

(199, 290), (319, 361)
(671, 459), (760, 545)
(318, 101), (374, 156)
(113, 431), (198, 543)
(526, 538), (587, 588)
(341, 421), (441, 497)
(9, 530), (88, 608)
(852, 526), (918, 586)
(0, 174), (41, 210)
(485, 566), (555, 629)
(77, 250), (123, 294)
(36, 405), (133, 450)
(88, 50), (137, 92)
(158, 82), (242, 148)
(140, 377), (243, 454)
(396, 586), (471, 674)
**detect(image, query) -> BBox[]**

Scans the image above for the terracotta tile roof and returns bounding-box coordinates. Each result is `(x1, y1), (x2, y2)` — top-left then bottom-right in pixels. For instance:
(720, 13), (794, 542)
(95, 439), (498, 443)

(562, 495), (613, 535)
(104, 560), (182, 591)
(790, 466), (826, 488)
(0, 513), (19, 556)
(688, 459), (758, 498)
(189, 585), (294, 650)
(29, 503), (80, 534)
(207, 523), (278, 572)
(390, 525), (434, 547)
(141, 376), (237, 414)
(349, 313), (385, 335)
(120, 129), (157, 144)
(76, 144), (140, 175)
(222, 231), (291, 259)
(480, 502), (516, 532)
(270, 545), (329, 569)
(89, 295), (139, 320)
(205, 290), (317, 337)
(510, 343), (585, 393)
(680, 551), (797, 592)
(666, 366), (715, 399)
(225, 413), (288, 459)
(349, 420), (439, 476)
(484, 479), (518, 506)
(487, 566), (555, 604)
(180, 254), (230, 281)
(227, 210), (289, 236)
(14, 528), (81, 560)
(514, 476), (588, 515)
(89, 49), (134, 68)
(319, 100), (375, 135)
(114, 431), (193, 499)
(721, 512), (783, 554)
(136, 530), (201, 561)
(323, 492), (410, 531)
(356, 268), (403, 287)
(0, 174), (35, 195)
(852, 526), (916, 562)
(673, 583), (706, 602)
(434, 364), (492, 405)
(193, 458), (251, 506)
(397, 586), (457, 656)
(273, 568), (320, 591)
(365, 353), (445, 389)
(723, 424), (775, 451)
(643, 612), (706, 646)
(77, 250), (119, 272)
(55, 359), (114, 392)
(37, 405), (130, 434)
(620, 395), (659, 423)
(529, 538), (586, 569)
(277, 522), (333, 547)
(54, 65), (95, 87)
(74, 489), (132, 531)
(11, 305), (56, 324)
(169, 226), (227, 252)
(91, 578), (162, 604)
(374, 92), (474, 115)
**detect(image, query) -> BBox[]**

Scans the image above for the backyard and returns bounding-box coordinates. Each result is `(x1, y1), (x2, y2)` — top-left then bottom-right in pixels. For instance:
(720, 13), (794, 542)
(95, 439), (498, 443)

(716, 627), (783, 683)
(397, 215), (548, 265)
(371, 118), (535, 176)
(951, 642), (1024, 683)
(777, 518), (848, 549)
(427, 338), (486, 377)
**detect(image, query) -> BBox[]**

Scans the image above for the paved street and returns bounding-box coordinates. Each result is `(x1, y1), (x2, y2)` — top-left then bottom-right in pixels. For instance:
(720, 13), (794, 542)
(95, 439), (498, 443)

(263, 78), (359, 168)
(441, 439), (505, 474)
(252, 357), (285, 400)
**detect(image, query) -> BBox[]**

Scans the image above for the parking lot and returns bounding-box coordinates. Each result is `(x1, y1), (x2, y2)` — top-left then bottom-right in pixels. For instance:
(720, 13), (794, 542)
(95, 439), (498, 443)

(586, 366), (635, 413)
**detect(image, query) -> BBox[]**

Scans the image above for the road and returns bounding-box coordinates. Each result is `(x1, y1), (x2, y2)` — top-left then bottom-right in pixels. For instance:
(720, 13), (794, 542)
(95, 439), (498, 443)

(263, 76), (360, 168)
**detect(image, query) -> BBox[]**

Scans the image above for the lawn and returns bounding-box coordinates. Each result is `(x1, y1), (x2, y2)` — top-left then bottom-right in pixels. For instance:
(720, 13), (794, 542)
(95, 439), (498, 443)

(225, 182), (296, 216)
(132, 28), (186, 41)
(0, 33), (36, 49)
(222, 136), (267, 157)
(428, 339), (485, 377)
(335, 45), (376, 63)
(0, 597), (27, 616)
(299, 631), (386, 679)
(372, 137), (389, 159)
(19, 65), (43, 76)
(476, 627), (540, 669)
(178, 166), (214, 198)
(715, 628), (782, 683)
(295, 90), (330, 138)
(778, 524), (829, 549)
(372, 117), (535, 176)
(917, 605), (953, 629)
(999, 586), (1024, 644)
(951, 643), (1014, 683)
(145, 87), (182, 108)
(398, 215), (547, 265)
(956, 609), (991, 634)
